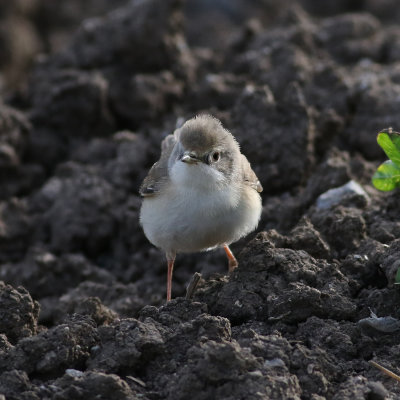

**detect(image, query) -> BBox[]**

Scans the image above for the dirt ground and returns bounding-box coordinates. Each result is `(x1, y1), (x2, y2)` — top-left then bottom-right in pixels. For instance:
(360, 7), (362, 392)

(2, 0), (400, 398)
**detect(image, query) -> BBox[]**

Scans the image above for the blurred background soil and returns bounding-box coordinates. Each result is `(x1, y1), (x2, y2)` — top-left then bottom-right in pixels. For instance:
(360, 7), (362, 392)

(1, 0), (400, 398)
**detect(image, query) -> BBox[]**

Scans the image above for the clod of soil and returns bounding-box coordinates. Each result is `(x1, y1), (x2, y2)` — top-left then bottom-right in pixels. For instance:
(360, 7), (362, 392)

(2, 0), (400, 398)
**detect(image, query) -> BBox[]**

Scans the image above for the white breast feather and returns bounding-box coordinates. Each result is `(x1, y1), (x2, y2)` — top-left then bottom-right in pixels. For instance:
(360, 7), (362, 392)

(140, 161), (261, 254)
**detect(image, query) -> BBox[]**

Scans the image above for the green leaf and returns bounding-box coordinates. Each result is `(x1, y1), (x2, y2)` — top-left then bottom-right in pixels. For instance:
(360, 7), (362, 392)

(395, 267), (400, 284)
(377, 129), (400, 168)
(372, 160), (400, 191)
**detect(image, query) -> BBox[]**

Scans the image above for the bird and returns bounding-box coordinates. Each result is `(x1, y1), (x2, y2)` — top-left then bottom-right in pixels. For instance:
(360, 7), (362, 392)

(139, 114), (263, 301)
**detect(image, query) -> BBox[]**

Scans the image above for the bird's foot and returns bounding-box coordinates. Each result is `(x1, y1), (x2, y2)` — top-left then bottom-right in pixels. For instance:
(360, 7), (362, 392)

(223, 244), (238, 273)
(228, 258), (238, 273)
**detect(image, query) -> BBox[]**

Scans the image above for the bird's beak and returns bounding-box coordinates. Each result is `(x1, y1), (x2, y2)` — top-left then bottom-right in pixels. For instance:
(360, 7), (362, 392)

(181, 152), (200, 164)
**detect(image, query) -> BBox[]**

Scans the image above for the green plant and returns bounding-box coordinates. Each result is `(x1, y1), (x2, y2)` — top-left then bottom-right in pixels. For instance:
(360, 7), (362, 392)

(372, 128), (400, 284)
(372, 128), (400, 191)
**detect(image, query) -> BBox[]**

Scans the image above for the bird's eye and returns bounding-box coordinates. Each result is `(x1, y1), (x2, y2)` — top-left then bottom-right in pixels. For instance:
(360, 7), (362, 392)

(210, 151), (220, 163)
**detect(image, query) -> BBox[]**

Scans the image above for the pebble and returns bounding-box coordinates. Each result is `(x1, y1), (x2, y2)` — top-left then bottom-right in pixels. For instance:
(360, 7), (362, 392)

(316, 180), (370, 210)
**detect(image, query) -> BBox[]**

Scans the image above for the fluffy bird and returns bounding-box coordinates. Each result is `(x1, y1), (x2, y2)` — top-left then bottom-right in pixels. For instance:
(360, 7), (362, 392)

(139, 115), (263, 301)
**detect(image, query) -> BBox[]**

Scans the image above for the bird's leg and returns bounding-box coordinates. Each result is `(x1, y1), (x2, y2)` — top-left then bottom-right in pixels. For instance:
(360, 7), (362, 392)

(166, 251), (176, 302)
(223, 244), (238, 273)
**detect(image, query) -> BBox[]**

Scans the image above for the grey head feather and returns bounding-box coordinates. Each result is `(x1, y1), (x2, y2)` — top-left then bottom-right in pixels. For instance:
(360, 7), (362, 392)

(178, 114), (239, 155)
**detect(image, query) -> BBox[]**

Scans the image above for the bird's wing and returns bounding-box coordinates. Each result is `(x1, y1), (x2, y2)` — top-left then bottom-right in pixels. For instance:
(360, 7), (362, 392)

(241, 154), (263, 193)
(139, 133), (177, 197)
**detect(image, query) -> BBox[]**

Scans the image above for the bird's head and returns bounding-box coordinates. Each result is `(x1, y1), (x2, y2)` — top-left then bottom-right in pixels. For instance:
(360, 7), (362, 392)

(169, 115), (241, 189)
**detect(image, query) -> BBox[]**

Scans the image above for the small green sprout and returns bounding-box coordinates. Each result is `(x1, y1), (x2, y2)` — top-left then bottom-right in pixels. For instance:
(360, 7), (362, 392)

(372, 128), (400, 284)
(395, 268), (400, 285)
(372, 128), (400, 191)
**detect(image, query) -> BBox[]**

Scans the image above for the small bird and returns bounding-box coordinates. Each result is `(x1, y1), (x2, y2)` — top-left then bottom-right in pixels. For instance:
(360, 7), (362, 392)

(139, 115), (263, 301)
